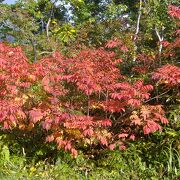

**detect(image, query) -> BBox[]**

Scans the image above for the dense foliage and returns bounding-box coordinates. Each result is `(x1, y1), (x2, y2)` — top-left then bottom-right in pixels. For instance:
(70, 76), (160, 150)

(0, 39), (172, 157)
(0, 0), (179, 179)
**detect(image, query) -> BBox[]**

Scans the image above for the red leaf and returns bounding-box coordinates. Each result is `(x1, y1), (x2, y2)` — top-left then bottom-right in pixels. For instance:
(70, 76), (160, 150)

(29, 108), (44, 123)
(105, 39), (121, 48)
(109, 144), (116, 150)
(130, 134), (135, 141)
(71, 148), (78, 158)
(46, 135), (54, 142)
(83, 128), (94, 136)
(118, 133), (128, 138)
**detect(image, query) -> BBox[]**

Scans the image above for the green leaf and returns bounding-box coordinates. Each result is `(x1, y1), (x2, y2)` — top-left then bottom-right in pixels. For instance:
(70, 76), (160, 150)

(1, 145), (10, 162)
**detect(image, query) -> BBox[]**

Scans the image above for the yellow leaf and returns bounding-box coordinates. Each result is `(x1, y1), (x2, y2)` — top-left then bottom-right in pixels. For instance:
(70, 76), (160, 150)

(70, 29), (76, 33)
(30, 167), (36, 172)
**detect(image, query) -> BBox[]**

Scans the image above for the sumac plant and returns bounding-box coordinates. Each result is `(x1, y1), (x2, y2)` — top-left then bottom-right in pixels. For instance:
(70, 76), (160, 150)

(0, 42), (169, 157)
(0, 6), (179, 157)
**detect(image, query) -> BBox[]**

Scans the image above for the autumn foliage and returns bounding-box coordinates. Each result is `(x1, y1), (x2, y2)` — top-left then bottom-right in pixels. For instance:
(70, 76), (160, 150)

(0, 5), (179, 157)
(0, 42), (170, 157)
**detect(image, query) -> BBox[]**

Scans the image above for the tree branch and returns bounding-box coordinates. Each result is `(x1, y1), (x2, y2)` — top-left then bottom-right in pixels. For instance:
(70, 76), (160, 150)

(38, 51), (55, 55)
(155, 26), (164, 65)
(144, 90), (170, 103)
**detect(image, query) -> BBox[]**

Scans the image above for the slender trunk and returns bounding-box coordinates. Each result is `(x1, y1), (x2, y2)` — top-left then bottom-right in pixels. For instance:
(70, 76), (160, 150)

(46, 18), (51, 41)
(22, 147), (26, 156)
(155, 26), (164, 65)
(46, 7), (54, 41)
(135, 0), (142, 36)
(41, 18), (44, 32)
(29, 38), (37, 62)
(133, 0), (142, 61)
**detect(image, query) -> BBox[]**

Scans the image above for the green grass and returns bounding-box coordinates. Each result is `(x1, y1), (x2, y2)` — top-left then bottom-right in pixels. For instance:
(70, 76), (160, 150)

(0, 142), (179, 180)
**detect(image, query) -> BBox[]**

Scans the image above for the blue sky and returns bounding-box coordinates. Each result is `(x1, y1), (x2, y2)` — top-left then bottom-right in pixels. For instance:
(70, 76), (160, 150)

(4, 0), (15, 4)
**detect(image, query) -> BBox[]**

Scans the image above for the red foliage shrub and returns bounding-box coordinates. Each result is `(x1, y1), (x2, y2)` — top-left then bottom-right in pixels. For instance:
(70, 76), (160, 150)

(152, 64), (180, 86)
(63, 48), (122, 95)
(168, 5), (180, 20)
(0, 40), (169, 157)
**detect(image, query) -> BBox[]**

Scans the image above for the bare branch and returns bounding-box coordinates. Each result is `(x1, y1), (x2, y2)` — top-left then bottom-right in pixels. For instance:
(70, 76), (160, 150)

(144, 90), (170, 103)
(38, 51), (55, 55)
(155, 26), (164, 65)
